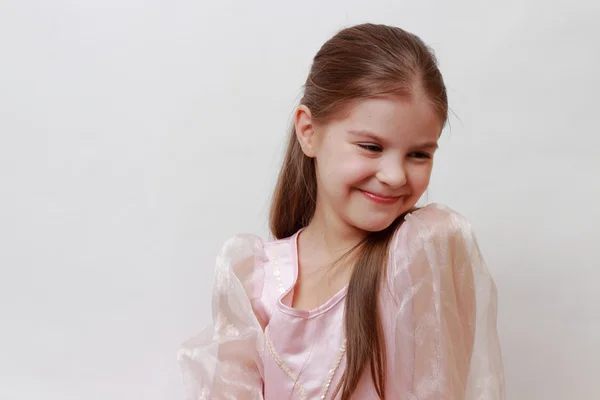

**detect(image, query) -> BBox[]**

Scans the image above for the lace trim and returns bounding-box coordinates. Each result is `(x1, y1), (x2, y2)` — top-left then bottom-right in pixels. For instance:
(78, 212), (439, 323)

(265, 326), (347, 399)
(319, 340), (346, 399)
(265, 326), (307, 399)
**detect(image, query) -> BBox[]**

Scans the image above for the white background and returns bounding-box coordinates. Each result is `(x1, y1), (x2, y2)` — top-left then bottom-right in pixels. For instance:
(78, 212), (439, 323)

(1, 0), (599, 399)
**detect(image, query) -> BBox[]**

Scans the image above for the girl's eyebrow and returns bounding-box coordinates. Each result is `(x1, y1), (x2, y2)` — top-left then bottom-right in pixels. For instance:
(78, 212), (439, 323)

(347, 129), (386, 142)
(348, 129), (438, 149)
(412, 141), (439, 150)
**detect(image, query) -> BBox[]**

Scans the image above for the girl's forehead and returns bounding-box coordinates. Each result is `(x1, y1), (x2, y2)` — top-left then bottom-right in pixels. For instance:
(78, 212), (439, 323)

(327, 96), (442, 141)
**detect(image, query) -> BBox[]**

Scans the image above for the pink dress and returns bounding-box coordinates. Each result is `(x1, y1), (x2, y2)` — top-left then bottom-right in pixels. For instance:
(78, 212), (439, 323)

(178, 204), (505, 399)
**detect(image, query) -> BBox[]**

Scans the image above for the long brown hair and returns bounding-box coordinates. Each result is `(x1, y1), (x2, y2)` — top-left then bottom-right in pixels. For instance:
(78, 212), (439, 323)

(269, 23), (448, 399)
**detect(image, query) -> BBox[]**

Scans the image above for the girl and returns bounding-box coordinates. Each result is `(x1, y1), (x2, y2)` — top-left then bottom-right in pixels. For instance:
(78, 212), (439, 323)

(179, 23), (505, 399)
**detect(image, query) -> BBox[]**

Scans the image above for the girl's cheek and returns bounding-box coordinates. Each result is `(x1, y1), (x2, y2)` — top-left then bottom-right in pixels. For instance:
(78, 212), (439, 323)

(409, 166), (433, 189)
(342, 159), (373, 182)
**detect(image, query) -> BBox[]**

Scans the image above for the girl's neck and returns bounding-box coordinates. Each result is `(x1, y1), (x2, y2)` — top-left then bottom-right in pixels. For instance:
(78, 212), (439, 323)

(301, 203), (366, 263)
(292, 204), (364, 309)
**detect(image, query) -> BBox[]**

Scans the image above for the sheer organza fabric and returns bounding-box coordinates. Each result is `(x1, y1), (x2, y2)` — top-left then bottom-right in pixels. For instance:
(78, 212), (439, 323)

(178, 204), (505, 399)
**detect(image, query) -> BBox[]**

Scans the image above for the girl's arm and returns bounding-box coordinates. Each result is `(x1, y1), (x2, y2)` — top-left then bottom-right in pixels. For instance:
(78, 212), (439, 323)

(391, 205), (505, 399)
(178, 235), (266, 400)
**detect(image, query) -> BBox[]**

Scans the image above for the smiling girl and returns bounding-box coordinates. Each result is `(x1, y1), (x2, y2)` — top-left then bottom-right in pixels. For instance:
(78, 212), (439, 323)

(179, 23), (505, 399)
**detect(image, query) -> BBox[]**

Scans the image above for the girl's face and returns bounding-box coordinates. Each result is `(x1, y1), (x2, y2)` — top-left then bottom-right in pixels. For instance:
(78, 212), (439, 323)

(296, 94), (443, 233)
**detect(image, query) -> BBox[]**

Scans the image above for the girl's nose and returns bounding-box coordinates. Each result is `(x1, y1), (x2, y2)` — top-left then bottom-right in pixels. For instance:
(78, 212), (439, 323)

(376, 160), (407, 188)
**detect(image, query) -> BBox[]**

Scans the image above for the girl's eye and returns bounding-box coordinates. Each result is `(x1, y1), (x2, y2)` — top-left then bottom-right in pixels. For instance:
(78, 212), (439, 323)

(409, 152), (431, 159)
(358, 144), (382, 153)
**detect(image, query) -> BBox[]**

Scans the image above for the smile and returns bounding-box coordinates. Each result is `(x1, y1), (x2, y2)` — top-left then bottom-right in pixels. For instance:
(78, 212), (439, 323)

(359, 189), (401, 205)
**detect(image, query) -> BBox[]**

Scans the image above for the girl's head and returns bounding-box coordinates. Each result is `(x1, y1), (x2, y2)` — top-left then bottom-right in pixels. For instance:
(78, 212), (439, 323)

(271, 23), (447, 239)
(270, 23), (448, 399)
(296, 95), (442, 234)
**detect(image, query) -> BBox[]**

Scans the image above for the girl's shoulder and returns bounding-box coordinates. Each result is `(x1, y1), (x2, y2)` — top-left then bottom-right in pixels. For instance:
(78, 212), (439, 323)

(388, 203), (481, 277)
(215, 232), (295, 271)
(213, 232), (297, 292)
(397, 202), (476, 243)
(405, 202), (471, 227)
(213, 232), (297, 326)
(210, 233), (265, 292)
(385, 203), (492, 309)
(213, 233), (266, 278)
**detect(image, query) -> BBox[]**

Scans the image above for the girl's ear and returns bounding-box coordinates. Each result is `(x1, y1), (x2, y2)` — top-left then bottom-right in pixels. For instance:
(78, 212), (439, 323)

(294, 104), (318, 158)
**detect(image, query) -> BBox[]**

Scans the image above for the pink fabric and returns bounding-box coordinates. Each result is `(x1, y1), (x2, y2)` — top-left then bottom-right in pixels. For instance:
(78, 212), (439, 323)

(178, 203), (505, 399)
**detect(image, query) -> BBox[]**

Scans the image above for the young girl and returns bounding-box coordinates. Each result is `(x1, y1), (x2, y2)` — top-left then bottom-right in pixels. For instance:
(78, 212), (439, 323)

(179, 23), (505, 399)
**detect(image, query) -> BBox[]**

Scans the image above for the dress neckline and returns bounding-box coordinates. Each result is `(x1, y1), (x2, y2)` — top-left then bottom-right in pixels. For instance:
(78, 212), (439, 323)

(276, 228), (349, 319)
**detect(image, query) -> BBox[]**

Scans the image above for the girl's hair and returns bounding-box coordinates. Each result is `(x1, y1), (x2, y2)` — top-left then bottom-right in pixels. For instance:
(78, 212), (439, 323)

(269, 23), (448, 399)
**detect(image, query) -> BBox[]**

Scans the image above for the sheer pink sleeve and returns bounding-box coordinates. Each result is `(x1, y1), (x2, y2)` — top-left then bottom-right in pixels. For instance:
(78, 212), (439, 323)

(178, 235), (266, 400)
(390, 204), (505, 399)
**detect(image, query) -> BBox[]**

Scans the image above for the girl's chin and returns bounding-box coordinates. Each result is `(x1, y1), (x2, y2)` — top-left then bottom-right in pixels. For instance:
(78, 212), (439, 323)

(347, 214), (398, 233)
